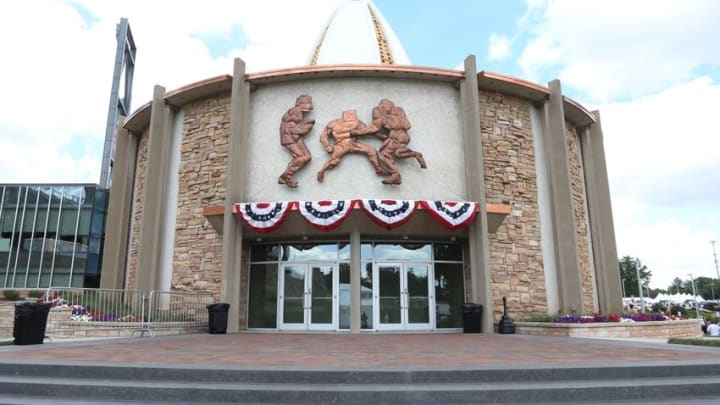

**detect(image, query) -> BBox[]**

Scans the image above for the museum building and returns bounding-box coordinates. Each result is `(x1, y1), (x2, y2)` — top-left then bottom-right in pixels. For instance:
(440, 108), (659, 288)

(100, 0), (623, 333)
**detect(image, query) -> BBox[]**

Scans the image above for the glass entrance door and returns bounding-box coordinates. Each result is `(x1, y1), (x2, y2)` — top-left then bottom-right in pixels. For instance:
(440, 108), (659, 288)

(279, 263), (337, 330)
(374, 263), (433, 330)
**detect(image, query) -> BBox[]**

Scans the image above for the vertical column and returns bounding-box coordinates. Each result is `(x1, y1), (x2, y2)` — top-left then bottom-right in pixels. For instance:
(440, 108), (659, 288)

(100, 121), (138, 289)
(581, 111), (623, 313)
(350, 227), (361, 333)
(136, 86), (171, 293)
(544, 80), (584, 314)
(221, 58), (250, 332)
(460, 55), (493, 333)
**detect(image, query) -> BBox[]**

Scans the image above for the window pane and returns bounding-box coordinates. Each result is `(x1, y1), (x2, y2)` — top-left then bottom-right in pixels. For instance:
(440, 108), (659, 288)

(250, 244), (281, 262)
(282, 243), (337, 261)
(248, 263), (278, 328)
(374, 243), (431, 261)
(434, 243), (463, 261)
(435, 263), (465, 328)
(339, 262), (350, 329)
(361, 262), (373, 329)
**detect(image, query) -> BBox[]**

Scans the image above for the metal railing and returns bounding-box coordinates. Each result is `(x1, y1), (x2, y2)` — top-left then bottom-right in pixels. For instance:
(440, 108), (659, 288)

(43, 287), (214, 339)
(44, 287), (147, 338)
(146, 290), (214, 329)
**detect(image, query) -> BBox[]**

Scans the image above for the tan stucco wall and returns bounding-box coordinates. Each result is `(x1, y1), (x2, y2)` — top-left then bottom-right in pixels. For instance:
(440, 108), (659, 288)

(566, 123), (596, 313)
(480, 91), (547, 320)
(246, 78), (465, 201)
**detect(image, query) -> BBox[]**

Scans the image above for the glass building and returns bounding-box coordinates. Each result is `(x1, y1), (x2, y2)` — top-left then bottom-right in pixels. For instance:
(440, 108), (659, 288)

(0, 184), (108, 289)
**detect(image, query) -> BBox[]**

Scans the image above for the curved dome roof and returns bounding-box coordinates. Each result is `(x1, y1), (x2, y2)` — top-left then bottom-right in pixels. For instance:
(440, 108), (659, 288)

(309, 0), (411, 65)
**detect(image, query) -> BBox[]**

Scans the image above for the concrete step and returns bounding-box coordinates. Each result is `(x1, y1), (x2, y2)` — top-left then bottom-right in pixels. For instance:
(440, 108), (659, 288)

(0, 363), (717, 403)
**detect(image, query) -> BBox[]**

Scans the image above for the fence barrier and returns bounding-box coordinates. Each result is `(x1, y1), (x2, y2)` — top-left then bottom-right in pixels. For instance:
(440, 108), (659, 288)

(42, 287), (214, 339)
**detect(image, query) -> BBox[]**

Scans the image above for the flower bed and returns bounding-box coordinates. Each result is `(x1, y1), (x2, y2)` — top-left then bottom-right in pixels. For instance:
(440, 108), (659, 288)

(515, 316), (702, 339)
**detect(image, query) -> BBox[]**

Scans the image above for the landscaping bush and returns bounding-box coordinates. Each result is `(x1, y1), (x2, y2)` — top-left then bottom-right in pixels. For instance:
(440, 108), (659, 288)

(26, 290), (45, 298)
(2, 290), (21, 301)
(668, 337), (720, 347)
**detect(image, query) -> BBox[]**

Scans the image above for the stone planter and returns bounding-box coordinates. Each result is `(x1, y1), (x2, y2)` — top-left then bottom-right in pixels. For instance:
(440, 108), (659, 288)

(515, 319), (702, 339)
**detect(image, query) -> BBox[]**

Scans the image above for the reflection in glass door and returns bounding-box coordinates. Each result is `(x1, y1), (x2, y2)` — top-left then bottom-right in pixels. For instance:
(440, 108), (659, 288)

(374, 263), (433, 330)
(279, 263), (337, 330)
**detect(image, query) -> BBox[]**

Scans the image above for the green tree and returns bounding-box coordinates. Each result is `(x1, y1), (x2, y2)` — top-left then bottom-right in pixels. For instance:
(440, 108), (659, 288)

(668, 277), (684, 294)
(619, 256), (652, 297)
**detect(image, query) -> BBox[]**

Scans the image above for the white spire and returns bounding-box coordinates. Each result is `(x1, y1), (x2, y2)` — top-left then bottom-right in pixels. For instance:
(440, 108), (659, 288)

(309, 0), (411, 65)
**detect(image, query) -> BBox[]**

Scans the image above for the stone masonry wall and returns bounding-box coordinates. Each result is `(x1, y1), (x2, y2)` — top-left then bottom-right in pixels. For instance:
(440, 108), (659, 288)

(480, 91), (547, 321)
(565, 123), (596, 313)
(126, 130), (149, 290)
(172, 96), (230, 300)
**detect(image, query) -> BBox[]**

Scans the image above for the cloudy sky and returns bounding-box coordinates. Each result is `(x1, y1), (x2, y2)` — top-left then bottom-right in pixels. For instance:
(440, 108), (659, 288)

(1, 0), (718, 289)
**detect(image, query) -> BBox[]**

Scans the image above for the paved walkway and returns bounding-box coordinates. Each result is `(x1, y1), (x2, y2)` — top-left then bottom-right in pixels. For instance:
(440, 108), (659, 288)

(0, 333), (716, 369)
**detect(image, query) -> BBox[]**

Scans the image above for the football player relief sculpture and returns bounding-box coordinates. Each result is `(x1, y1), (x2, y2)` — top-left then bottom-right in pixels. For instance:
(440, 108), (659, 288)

(278, 95), (315, 188)
(278, 96), (426, 188)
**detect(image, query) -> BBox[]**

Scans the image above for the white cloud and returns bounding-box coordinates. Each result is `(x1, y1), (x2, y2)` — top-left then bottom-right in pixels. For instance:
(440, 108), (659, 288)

(0, 0), (343, 184)
(517, 0), (720, 101)
(488, 33), (511, 60)
(598, 77), (720, 288)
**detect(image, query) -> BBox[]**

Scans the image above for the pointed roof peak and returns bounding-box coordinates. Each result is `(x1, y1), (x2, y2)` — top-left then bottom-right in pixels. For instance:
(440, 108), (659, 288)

(309, 0), (410, 66)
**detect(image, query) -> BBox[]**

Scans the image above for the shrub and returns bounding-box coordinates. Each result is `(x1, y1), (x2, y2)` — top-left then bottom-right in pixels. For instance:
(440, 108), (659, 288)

(26, 290), (45, 298)
(668, 337), (720, 347)
(2, 290), (21, 301)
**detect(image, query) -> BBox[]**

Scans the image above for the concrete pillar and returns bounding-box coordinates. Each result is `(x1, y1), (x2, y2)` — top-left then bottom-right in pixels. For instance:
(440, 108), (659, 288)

(460, 55), (493, 333)
(350, 228), (361, 333)
(136, 85), (172, 294)
(545, 80), (584, 314)
(581, 111), (623, 314)
(221, 58), (250, 332)
(100, 122), (137, 289)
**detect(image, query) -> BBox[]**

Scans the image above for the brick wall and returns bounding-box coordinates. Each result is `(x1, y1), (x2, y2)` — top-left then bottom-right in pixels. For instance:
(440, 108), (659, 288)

(480, 91), (547, 320)
(172, 96), (231, 300)
(126, 130), (149, 290)
(565, 123), (596, 313)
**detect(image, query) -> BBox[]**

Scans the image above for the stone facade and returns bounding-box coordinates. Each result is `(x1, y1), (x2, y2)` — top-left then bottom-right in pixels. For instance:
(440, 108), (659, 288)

(126, 130), (149, 290)
(516, 320), (703, 339)
(480, 91), (547, 320)
(172, 96), (231, 300)
(565, 123), (596, 313)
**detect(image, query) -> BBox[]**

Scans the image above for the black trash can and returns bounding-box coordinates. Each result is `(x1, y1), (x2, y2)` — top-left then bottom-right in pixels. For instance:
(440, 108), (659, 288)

(207, 303), (230, 334)
(461, 303), (483, 333)
(13, 301), (53, 345)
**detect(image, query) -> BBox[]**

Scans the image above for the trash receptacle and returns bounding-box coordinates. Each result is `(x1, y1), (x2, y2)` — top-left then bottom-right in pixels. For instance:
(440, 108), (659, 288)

(461, 303), (483, 333)
(207, 303), (230, 334)
(14, 301), (53, 345)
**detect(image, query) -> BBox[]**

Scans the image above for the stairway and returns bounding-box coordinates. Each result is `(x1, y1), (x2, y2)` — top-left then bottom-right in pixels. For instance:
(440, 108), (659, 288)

(0, 362), (718, 403)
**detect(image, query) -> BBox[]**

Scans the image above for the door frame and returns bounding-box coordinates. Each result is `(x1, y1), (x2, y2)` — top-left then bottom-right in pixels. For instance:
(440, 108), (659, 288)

(373, 262), (434, 331)
(278, 262), (338, 331)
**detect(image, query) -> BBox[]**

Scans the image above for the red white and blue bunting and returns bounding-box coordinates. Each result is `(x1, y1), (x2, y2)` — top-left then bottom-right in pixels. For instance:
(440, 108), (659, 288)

(234, 199), (480, 233)
(233, 201), (293, 234)
(419, 200), (479, 230)
(359, 199), (418, 230)
(297, 200), (354, 231)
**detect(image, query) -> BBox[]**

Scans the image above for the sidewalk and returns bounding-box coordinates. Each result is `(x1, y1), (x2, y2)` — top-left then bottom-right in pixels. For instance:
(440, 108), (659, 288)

(0, 333), (716, 369)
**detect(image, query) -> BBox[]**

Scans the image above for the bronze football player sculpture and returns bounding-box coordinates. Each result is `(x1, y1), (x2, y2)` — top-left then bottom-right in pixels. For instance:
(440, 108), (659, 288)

(316, 109), (389, 182)
(352, 98), (426, 185)
(278, 95), (315, 188)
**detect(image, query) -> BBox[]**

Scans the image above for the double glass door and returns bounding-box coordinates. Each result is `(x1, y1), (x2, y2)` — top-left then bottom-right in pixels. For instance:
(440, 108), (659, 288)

(279, 263), (337, 330)
(374, 263), (433, 330)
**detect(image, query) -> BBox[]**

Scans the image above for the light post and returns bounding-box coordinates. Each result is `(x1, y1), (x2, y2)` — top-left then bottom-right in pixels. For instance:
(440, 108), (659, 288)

(635, 259), (645, 313)
(712, 241), (719, 302)
(688, 273), (700, 319)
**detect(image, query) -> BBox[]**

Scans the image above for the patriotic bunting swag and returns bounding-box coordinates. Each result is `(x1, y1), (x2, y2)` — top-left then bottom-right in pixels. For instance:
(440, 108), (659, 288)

(233, 200), (480, 232)
(419, 200), (479, 230)
(297, 200), (354, 231)
(359, 199), (417, 230)
(234, 201), (293, 234)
